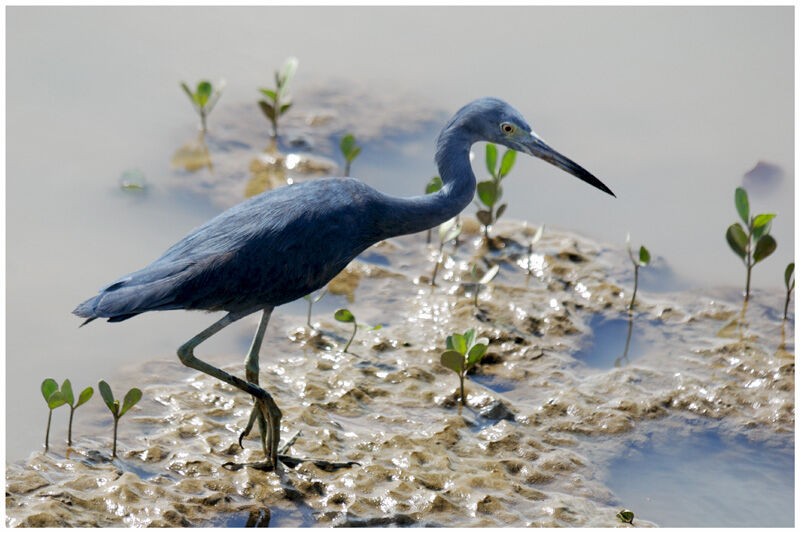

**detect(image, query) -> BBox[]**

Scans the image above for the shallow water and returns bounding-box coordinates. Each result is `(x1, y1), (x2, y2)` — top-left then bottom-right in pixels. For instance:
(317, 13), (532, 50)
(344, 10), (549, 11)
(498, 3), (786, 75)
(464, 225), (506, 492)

(5, 5), (795, 527)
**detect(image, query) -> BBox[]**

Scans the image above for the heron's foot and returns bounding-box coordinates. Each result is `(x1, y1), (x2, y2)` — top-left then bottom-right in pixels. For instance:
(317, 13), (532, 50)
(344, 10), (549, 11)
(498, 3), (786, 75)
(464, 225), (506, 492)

(222, 455), (360, 473)
(224, 430), (359, 472)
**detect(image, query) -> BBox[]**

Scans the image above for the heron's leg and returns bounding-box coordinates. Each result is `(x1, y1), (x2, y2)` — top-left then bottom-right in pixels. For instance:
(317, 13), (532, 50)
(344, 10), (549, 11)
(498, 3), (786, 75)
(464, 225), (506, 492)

(239, 307), (275, 457)
(176, 312), (282, 468)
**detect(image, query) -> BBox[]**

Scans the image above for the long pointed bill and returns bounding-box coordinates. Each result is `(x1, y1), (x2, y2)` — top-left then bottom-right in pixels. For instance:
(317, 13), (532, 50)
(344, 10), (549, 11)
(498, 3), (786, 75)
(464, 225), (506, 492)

(521, 134), (615, 197)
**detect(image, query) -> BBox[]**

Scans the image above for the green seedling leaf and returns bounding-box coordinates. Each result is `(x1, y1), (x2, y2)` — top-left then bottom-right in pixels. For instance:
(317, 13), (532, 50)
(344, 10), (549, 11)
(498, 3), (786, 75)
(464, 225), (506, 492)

(616, 509), (634, 524)
(495, 203), (507, 220)
(195, 81), (212, 107)
(41, 378), (58, 403)
(334, 308), (355, 323)
(440, 350), (464, 373)
(347, 146), (361, 162)
(259, 101), (275, 121)
(77, 387), (94, 407)
(426, 176), (443, 194)
(340, 134), (356, 157)
(753, 213), (776, 229)
(477, 181), (499, 207)
(446, 335), (454, 351)
(61, 379), (74, 407)
(753, 234), (777, 263)
(47, 391), (66, 409)
(726, 223), (748, 259)
(638, 246), (650, 267)
(499, 149), (516, 178)
(485, 144), (498, 176)
(476, 210), (492, 226)
(259, 88), (277, 101)
(466, 343), (488, 367)
(279, 102), (292, 115)
(785, 262), (795, 289)
(735, 187), (749, 225)
(451, 333), (467, 355)
(98, 380), (115, 413)
(120, 388), (142, 416)
(464, 328), (476, 348)
(480, 264), (500, 284)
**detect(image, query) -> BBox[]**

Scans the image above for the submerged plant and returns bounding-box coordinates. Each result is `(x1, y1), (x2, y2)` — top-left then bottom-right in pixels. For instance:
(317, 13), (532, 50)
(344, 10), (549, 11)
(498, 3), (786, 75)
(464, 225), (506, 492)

(784, 262), (794, 321)
(525, 224), (545, 276)
(425, 176), (443, 243)
(626, 234), (650, 312)
(98, 381), (142, 459)
(304, 287), (328, 327)
(725, 187), (777, 301)
(476, 143), (516, 239)
(41, 378), (66, 452)
(60, 380), (94, 446)
(470, 263), (500, 307)
(334, 308), (381, 353)
(339, 134), (362, 177)
(258, 57), (298, 139)
(180, 79), (225, 133)
(616, 509), (634, 525)
(431, 217), (462, 286)
(440, 328), (489, 405)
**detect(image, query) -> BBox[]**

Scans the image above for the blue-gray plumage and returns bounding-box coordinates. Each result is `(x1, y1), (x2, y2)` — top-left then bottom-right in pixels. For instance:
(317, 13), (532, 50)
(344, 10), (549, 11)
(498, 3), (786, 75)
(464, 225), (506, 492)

(74, 97), (613, 469)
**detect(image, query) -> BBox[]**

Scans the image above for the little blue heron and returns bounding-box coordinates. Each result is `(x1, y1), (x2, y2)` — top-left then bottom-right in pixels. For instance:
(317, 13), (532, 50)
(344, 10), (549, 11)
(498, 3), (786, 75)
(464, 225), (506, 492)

(74, 97), (614, 469)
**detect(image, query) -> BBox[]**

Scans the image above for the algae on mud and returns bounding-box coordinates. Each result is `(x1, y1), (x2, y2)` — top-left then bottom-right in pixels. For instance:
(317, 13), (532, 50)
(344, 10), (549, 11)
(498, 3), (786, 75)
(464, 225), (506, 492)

(6, 221), (793, 527)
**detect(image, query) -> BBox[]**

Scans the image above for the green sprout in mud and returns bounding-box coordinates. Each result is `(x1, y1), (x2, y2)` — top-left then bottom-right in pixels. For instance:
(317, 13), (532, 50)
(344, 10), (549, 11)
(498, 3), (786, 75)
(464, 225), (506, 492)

(476, 143), (516, 240)
(525, 224), (545, 277)
(440, 328), (489, 405)
(339, 134), (362, 177)
(41, 378), (66, 452)
(98, 381), (142, 459)
(334, 308), (382, 353)
(784, 262), (794, 321)
(258, 57), (298, 139)
(626, 234), (650, 312)
(431, 217), (462, 286)
(60, 379), (94, 447)
(616, 509), (634, 525)
(725, 187), (777, 302)
(425, 176), (443, 244)
(304, 287), (328, 328)
(180, 80), (225, 133)
(470, 263), (500, 307)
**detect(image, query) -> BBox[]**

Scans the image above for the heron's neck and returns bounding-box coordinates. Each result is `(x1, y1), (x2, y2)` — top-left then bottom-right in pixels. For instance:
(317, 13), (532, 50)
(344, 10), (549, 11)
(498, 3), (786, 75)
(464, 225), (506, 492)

(376, 127), (476, 239)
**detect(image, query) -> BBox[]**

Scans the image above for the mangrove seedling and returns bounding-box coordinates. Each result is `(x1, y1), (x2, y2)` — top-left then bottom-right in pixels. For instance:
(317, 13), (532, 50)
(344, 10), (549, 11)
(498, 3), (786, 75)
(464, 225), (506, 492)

(98, 381), (142, 459)
(258, 57), (298, 139)
(431, 217), (462, 286)
(784, 262), (794, 320)
(60, 379), (94, 446)
(304, 287), (328, 327)
(470, 263), (500, 307)
(41, 378), (66, 452)
(725, 187), (777, 301)
(339, 134), (362, 177)
(475, 143), (516, 239)
(440, 328), (489, 405)
(526, 224), (545, 276)
(180, 80), (225, 133)
(616, 509), (634, 525)
(626, 233), (650, 312)
(334, 308), (381, 352)
(425, 176), (443, 243)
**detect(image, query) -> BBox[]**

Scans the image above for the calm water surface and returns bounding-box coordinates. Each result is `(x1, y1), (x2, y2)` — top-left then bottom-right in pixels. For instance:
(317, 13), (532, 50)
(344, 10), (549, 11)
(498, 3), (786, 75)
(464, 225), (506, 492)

(7, 6), (793, 476)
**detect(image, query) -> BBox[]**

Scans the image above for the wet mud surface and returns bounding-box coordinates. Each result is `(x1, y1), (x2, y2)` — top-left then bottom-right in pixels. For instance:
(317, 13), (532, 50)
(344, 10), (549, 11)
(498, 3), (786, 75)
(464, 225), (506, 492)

(6, 221), (793, 527)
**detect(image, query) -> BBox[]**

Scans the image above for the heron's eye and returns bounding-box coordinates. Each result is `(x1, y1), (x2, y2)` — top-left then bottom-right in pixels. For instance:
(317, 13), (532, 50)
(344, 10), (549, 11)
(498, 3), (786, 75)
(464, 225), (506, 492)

(501, 123), (515, 134)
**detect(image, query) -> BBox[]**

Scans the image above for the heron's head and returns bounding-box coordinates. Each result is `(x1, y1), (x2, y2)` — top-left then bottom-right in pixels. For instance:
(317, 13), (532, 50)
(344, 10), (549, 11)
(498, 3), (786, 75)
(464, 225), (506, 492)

(452, 97), (615, 197)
